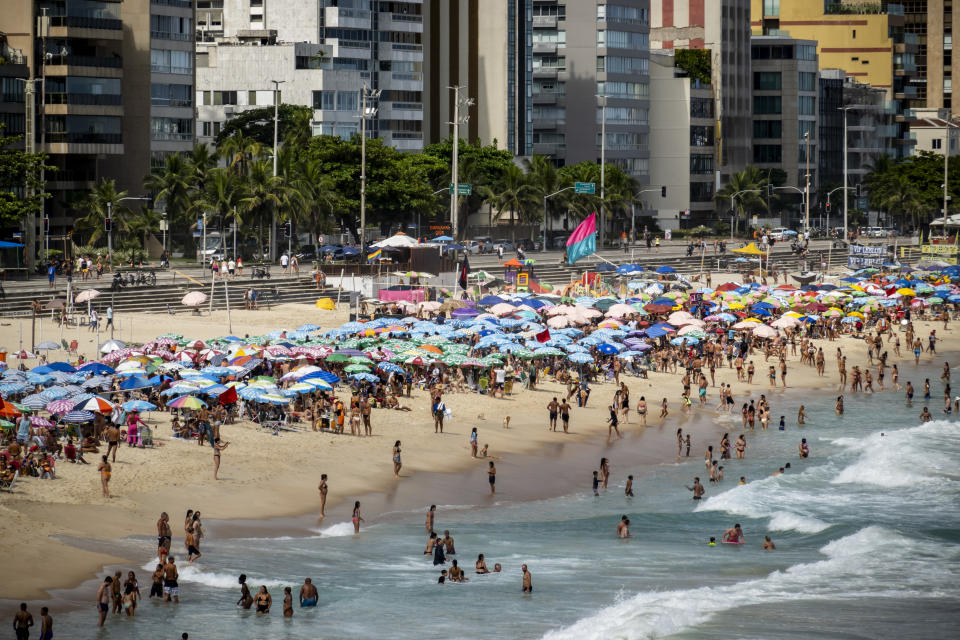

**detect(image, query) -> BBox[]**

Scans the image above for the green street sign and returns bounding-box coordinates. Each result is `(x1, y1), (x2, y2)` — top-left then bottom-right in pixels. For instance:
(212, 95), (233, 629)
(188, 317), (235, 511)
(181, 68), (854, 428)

(574, 182), (596, 194)
(449, 183), (472, 195)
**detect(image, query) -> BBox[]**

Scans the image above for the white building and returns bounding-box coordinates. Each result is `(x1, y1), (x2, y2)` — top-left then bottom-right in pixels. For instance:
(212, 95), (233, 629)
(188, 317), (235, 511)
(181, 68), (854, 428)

(196, 0), (424, 150)
(911, 108), (960, 157)
(647, 51), (715, 230)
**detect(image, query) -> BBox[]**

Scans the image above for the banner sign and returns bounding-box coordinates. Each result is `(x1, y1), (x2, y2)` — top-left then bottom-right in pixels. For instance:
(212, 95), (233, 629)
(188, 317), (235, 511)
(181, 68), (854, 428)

(848, 243), (886, 268)
(921, 244), (959, 256)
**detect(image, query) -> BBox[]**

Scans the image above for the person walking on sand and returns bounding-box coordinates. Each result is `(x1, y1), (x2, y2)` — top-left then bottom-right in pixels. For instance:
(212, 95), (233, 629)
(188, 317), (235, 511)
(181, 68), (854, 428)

(212, 437), (228, 480)
(547, 398), (559, 431)
(469, 428), (479, 457)
(488, 461), (497, 495)
(559, 398), (571, 433)
(39, 606), (52, 640)
(352, 501), (364, 534)
(97, 577), (112, 627)
(98, 455), (111, 498)
(393, 440), (403, 477)
(659, 397), (669, 420)
(318, 474), (328, 518)
(606, 405), (621, 440)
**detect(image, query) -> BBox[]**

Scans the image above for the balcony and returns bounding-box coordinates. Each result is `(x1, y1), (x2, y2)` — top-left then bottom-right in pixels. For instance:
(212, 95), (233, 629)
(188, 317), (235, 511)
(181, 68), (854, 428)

(386, 132), (424, 151)
(49, 15), (123, 40)
(324, 7), (371, 29)
(378, 42), (423, 62)
(380, 71), (423, 92)
(532, 92), (561, 105)
(533, 42), (558, 54)
(533, 16), (557, 28)
(380, 101), (423, 121)
(152, 0), (194, 8)
(44, 92), (123, 116)
(533, 118), (564, 129)
(532, 142), (566, 155)
(533, 67), (559, 79)
(330, 42), (372, 59)
(46, 131), (123, 155)
(379, 12), (423, 33)
(151, 131), (193, 142)
(151, 31), (193, 42)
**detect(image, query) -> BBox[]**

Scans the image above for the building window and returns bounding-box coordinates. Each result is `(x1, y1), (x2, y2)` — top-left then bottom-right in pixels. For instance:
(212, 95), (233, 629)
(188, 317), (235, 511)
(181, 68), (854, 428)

(533, 30), (566, 44)
(753, 95), (782, 114)
(933, 138), (943, 150)
(690, 126), (714, 147)
(1, 78), (25, 102)
(597, 56), (648, 74)
(799, 72), (816, 92)
(150, 49), (193, 74)
(598, 106), (648, 125)
(152, 117), (193, 142)
(690, 154), (713, 174)
(597, 30), (649, 49)
(690, 182), (715, 202)
(797, 45), (816, 61)
(691, 97), (714, 119)
(762, 0), (779, 16)
(213, 90), (237, 106)
(753, 120), (782, 138)
(151, 83), (193, 107)
(798, 119), (815, 140)
(753, 144), (782, 163)
(753, 72), (781, 90)
(798, 96), (816, 115)
(534, 56), (566, 71)
(596, 81), (649, 99)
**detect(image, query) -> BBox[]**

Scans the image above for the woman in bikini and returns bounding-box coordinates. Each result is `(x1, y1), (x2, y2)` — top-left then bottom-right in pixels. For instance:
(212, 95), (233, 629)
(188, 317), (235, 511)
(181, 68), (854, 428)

(676, 428), (684, 456)
(254, 586), (271, 613)
(213, 437), (228, 480)
(392, 440), (402, 478)
(797, 405), (807, 424)
(475, 553), (489, 574)
(659, 397), (669, 420)
(98, 455), (111, 498)
(352, 500), (364, 534)
(735, 434), (747, 459)
(636, 396), (647, 426)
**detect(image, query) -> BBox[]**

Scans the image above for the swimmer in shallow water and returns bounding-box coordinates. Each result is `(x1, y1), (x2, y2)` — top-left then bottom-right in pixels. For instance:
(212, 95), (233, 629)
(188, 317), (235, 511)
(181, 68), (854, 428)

(762, 536), (776, 550)
(722, 524), (743, 543)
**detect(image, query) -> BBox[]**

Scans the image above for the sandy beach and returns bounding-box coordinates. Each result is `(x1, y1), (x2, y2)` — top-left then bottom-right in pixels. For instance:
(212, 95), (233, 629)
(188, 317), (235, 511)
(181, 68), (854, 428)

(1, 273), (957, 604)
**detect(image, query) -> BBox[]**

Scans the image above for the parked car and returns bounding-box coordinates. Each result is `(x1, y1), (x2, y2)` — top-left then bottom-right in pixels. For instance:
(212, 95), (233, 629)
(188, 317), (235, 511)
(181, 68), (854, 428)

(492, 239), (514, 253)
(296, 244), (318, 260)
(463, 240), (483, 254)
(472, 235), (494, 253)
(768, 227), (792, 241)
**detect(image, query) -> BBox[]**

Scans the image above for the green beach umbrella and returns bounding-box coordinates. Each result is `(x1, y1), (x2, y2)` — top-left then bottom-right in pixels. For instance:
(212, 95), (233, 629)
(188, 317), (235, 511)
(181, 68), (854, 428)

(344, 364), (371, 373)
(326, 353), (349, 363)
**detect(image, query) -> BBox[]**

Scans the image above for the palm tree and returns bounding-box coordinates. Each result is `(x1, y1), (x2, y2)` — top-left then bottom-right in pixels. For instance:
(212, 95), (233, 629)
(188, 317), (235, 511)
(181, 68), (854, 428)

(478, 163), (539, 242)
(524, 154), (570, 243)
(188, 143), (218, 190)
(289, 156), (340, 242)
(239, 159), (286, 258)
(875, 173), (922, 229)
(218, 132), (263, 177)
(715, 167), (771, 236)
(144, 153), (192, 230)
(191, 168), (245, 252)
(558, 162), (601, 221)
(76, 179), (132, 245)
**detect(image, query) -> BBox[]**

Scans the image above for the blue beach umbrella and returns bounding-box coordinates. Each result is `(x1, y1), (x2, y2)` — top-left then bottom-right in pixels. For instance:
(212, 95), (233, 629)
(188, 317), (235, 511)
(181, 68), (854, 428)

(568, 352), (594, 364)
(656, 266), (677, 274)
(122, 400), (157, 412)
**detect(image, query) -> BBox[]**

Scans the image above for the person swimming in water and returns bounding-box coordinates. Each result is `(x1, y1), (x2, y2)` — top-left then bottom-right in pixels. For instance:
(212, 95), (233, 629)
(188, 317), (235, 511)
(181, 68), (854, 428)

(708, 537), (717, 546)
(722, 524), (744, 543)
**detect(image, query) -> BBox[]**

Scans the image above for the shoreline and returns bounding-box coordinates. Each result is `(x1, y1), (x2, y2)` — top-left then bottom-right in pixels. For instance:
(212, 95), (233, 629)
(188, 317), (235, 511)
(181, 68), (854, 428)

(1, 304), (957, 608)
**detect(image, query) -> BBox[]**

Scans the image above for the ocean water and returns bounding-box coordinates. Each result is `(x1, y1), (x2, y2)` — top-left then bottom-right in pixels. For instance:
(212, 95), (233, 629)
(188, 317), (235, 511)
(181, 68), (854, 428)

(50, 383), (960, 639)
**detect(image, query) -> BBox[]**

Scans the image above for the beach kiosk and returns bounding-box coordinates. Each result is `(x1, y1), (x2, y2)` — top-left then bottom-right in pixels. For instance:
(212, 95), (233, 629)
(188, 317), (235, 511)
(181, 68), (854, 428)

(503, 258), (538, 293)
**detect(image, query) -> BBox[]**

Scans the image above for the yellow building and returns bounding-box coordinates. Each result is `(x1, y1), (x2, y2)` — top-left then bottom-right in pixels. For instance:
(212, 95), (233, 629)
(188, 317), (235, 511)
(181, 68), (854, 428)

(752, 0), (917, 157)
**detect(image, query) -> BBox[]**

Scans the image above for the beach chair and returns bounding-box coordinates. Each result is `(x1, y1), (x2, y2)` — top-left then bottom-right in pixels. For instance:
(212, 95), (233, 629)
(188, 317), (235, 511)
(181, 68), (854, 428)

(0, 470), (18, 492)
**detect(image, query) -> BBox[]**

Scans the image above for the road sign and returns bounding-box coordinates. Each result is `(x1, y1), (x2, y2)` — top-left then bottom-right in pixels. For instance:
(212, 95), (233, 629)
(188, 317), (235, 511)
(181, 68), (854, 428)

(449, 183), (472, 195)
(857, 197), (868, 210)
(574, 182), (596, 194)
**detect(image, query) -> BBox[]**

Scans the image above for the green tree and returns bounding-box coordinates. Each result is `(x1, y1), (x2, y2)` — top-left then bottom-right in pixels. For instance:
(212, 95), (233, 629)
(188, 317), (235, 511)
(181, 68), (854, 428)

(525, 154), (571, 243)
(144, 153), (193, 231)
(75, 179), (133, 245)
(215, 104), (313, 148)
(0, 128), (53, 228)
(238, 160), (285, 258)
(478, 163), (539, 241)
(191, 168), (245, 246)
(715, 166), (771, 236)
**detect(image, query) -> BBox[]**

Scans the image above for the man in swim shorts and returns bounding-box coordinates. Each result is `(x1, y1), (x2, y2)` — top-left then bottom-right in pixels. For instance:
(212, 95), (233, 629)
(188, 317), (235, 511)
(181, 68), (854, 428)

(685, 477), (705, 500)
(521, 564), (532, 593)
(163, 557), (180, 602)
(97, 577), (112, 627)
(299, 578), (318, 607)
(547, 398), (558, 431)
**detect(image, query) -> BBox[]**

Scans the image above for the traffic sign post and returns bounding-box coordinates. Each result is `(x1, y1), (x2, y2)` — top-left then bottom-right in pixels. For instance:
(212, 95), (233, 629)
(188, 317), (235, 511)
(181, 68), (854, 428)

(449, 183), (472, 196)
(574, 182), (596, 194)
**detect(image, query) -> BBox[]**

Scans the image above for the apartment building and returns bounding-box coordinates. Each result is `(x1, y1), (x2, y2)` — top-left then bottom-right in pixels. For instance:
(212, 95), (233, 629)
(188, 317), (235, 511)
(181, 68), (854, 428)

(650, 0), (753, 181)
(752, 0), (917, 159)
(196, 0), (425, 151)
(750, 35), (820, 222)
(2, 0), (195, 261)
(648, 50), (715, 229)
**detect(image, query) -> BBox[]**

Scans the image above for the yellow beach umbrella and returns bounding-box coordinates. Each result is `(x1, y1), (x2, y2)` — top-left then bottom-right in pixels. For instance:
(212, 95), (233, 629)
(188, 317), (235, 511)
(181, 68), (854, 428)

(897, 288), (916, 296)
(847, 311), (865, 319)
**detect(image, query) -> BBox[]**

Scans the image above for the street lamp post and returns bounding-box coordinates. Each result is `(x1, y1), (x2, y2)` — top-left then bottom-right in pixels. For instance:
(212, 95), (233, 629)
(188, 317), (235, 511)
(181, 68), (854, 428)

(360, 84), (381, 254)
(596, 94), (608, 248)
(270, 79), (285, 262)
(839, 106), (858, 244)
(804, 131), (811, 237)
(449, 86), (473, 241)
(924, 117), (956, 235)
